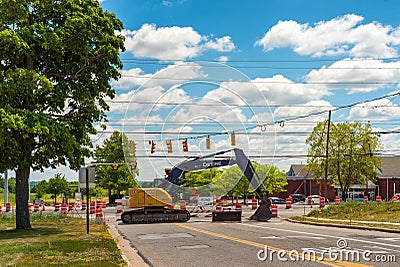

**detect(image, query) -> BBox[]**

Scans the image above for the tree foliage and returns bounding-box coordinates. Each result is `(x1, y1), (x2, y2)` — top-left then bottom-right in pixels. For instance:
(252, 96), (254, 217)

(306, 121), (381, 201)
(94, 131), (139, 197)
(46, 173), (70, 203)
(0, 0), (125, 229)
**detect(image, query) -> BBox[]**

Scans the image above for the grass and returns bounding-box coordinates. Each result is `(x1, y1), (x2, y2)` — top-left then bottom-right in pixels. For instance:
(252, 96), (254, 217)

(291, 201), (400, 231)
(0, 213), (126, 266)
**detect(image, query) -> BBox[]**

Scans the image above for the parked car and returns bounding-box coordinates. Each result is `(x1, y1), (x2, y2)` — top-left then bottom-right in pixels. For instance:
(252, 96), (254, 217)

(289, 194), (306, 203)
(270, 197), (286, 204)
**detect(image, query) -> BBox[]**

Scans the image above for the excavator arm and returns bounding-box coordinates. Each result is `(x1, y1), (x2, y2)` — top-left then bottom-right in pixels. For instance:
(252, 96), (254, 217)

(165, 148), (272, 221)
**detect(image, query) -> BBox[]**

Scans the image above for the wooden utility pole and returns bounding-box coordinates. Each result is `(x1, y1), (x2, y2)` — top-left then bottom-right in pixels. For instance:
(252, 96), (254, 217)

(324, 111), (332, 198)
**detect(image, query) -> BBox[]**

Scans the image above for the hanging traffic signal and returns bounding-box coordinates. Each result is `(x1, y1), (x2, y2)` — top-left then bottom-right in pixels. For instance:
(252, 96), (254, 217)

(206, 135), (211, 149)
(166, 140), (173, 153)
(151, 140), (156, 154)
(131, 140), (136, 154)
(112, 163), (119, 170)
(182, 139), (188, 152)
(231, 132), (236, 146)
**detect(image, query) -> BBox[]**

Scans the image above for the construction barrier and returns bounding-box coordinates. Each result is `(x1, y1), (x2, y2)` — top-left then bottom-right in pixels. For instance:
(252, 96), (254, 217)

(54, 202), (60, 212)
(6, 202), (11, 212)
(34, 202), (40, 212)
(319, 197), (326, 208)
(364, 195), (368, 202)
(102, 200), (106, 209)
(392, 195), (398, 201)
(90, 202), (96, 214)
(376, 195), (382, 202)
(251, 197), (258, 210)
(215, 199), (222, 211)
(75, 202), (80, 209)
(0, 205), (2, 215)
(335, 196), (340, 205)
(96, 200), (102, 208)
(81, 201), (87, 211)
(235, 203), (242, 211)
(180, 200), (186, 210)
(270, 204), (278, 217)
(68, 203), (74, 212)
(285, 197), (292, 209)
(116, 201), (123, 213)
(28, 203), (32, 215)
(61, 203), (68, 215)
(96, 207), (104, 222)
(307, 196), (313, 206)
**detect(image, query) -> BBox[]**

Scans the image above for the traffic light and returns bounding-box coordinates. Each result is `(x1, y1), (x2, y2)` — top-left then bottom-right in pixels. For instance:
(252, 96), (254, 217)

(182, 139), (188, 152)
(166, 140), (173, 153)
(112, 163), (119, 170)
(206, 136), (211, 149)
(151, 140), (156, 154)
(130, 162), (137, 170)
(131, 140), (136, 154)
(231, 132), (236, 146)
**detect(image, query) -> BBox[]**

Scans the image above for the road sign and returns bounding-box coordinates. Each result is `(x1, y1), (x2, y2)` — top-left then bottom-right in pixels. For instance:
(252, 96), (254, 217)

(79, 167), (95, 183)
(198, 196), (213, 208)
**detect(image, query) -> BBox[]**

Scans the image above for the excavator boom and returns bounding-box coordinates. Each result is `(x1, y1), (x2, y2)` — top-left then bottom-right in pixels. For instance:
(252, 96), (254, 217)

(166, 148), (272, 221)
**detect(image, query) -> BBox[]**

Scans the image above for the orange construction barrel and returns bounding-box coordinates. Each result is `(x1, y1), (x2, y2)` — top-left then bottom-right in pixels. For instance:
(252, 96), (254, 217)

(251, 197), (258, 210)
(335, 196), (340, 205)
(270, 204), (278, 217)
(376, 196), (382, 202)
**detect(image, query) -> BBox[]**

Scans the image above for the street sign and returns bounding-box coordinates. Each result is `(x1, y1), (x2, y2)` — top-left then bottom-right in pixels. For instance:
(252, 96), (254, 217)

(78, 183), (96, 189)
(198, 196), (213, 208)
(79, 167), (95, 183)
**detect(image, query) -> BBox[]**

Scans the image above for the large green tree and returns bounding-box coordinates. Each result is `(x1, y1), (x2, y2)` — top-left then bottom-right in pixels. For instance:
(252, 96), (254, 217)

(0, 0), (124, 229)
(94, 131), (139, 199)
(46, 173), (70, 204)
(306, 121), (381, 201)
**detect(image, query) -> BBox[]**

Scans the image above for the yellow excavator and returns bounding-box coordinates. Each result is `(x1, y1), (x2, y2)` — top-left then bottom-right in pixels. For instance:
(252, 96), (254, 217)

(121, 187), (190, 224)
(120, 148), (272, 224)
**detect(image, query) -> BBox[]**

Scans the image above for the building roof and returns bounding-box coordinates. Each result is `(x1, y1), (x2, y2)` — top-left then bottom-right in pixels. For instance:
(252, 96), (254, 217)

(287, 164), (313, 178)
(379, 156), (400, 177)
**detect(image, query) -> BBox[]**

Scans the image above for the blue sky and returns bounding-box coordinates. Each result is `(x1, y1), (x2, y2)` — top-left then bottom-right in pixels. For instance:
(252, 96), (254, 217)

(29, 0), (400, 182)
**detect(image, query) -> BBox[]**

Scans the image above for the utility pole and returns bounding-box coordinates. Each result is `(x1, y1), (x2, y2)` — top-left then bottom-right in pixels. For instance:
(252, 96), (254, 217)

(4, 170), (8, 204)
(324, 111), (332, 199)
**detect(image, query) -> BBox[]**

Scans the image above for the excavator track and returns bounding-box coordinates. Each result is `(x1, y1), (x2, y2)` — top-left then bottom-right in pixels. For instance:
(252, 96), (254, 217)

(121, 207), (190, 224)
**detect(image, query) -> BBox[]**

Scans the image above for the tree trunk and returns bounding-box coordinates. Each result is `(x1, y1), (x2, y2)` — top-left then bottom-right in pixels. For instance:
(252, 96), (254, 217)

(16, 164), (32, 229)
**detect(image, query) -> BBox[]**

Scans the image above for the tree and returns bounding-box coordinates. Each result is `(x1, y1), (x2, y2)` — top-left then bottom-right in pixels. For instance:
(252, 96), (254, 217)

(33, 180), (48, 199)
(0, 0), (125, 229)
(212, 164), (287, 199)
(46, 173), (70, 204)
(306, 121), (381, 201)
(94, 131), (139, 199)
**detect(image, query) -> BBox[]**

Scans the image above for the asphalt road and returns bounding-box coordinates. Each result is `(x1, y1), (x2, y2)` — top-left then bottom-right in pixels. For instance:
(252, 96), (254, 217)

(106, 205), (400, 267)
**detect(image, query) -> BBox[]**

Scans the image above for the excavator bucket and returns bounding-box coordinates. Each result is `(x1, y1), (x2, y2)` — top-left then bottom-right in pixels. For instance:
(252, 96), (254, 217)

(249, 201), (272, 221)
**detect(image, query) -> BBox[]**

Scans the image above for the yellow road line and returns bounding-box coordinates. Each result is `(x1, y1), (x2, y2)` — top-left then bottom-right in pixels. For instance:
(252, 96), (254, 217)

(175, 223), (372, 267)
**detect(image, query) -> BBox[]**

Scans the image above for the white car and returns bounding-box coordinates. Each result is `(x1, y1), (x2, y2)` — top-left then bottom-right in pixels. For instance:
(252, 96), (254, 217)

(308, 195), (322, 204)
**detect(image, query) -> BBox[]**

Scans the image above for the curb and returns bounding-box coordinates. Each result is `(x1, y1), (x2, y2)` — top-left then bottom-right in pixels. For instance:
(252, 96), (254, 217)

(287, 218), (400, 234)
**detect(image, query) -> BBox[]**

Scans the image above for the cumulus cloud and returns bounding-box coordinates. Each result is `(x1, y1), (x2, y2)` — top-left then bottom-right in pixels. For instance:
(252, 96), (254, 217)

(255, 14), (400, 58)
(121, 24), (235, 60)
(112, 62), (206, 90)
(348, 98), (400, 120)
(305, 58), (400, 94)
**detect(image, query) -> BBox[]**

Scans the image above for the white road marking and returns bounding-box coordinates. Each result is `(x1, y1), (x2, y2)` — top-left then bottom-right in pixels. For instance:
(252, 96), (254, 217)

(259, 236), (282, 239)
(287, 235), (325, 240)
(376, 237), (400, 241)
(242, 223), (400, 249)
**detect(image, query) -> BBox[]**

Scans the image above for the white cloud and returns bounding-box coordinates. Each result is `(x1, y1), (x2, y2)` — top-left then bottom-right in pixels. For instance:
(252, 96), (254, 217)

(121, 24), (235, 60)
(306, 58), (400, 94)
(348, 98), (400, 120)
(255, 14), (400, 58)
(112, 62), (205, 90)
(218, 56), (229, 63)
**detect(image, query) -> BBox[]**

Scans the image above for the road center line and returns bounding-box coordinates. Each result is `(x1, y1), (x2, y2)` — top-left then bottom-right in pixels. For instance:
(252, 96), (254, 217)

(243, 223), (400, 249)
(175, 223), (372, 267)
